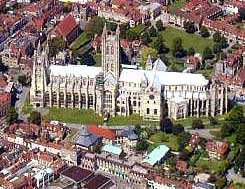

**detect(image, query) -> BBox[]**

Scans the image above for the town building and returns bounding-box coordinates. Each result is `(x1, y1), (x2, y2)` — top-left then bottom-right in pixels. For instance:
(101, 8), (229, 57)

(206, 140), (229, 160)
(30, 25), (227, 120)
(54, 14), (82, 45)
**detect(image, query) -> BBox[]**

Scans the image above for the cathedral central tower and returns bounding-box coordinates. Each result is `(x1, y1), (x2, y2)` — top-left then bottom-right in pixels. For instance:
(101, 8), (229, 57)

(101, 24), (120, 80)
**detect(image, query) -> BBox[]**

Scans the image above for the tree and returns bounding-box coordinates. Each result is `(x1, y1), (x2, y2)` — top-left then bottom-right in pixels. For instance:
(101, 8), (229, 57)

(136, 140), (149, 151)
(156, 20), (164, 31)
(141, 47), (158, 67)
(213, 43), (222, 54)
(172, 124), (184, 135)
(220, 123), (234, 138)
(126, 30), (138, 41)
(148, 26), (157, 37)
(151, 35), (167, 54)
(226, 105), (244, 123)
(236, 125), (245, 145)
(200, 26), (210, 37)
(215, 177), (227, 189)
(49, 37), (66, 57)
(239, 7), (245, 20)
(160, 118), (173, 133)
(220, 36), (228, 49)
(29, 111), (41, 125)
(6, 107), (18, 125)
(187, 47), (195, 56)
(213, 32), (222, 42)
(184, 21), (196, 33)
(178, 132), (191, 149)
(234, 146), (245, 175)
(140, 31), (151, 45)
(209, 116), (218, 126)
(192, 118), (204, 129)
(84, 16), (105, 36)
(172, 37), (184, 57)
(63, 1), (72, 12)
(203, 46), (213, 60)
(18, 75), (29, 86)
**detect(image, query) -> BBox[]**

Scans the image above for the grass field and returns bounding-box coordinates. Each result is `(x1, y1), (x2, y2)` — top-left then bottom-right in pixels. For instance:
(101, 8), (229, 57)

(149, 132), (180, 151)
(195, 158), (229, 174)
(160, 27), (215, 55)
(107, 114), (159, 126)
(44, 108), (159, 126)
(168, 0), (186, 14)
(71, 32), (91, 50)
(44, 108), (104, 125)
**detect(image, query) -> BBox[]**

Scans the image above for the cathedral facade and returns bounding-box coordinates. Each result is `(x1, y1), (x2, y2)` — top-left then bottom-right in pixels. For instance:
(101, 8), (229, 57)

(30, 25), (227, 121)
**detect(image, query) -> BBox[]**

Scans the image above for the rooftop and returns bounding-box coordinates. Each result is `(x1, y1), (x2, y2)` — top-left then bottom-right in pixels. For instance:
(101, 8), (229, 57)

(142, 145), (169, 166)
(61, 166), (93, 183)
(101, 144), (123, 156)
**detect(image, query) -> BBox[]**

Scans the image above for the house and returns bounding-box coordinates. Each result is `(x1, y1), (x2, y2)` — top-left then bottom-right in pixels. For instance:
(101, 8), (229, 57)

(55, 14), (81, 45)
(188, 133), (200, 149)
(101, 144), (123, 158)
(147, 175), (192, 189)
(185, 54), (202, 72)
(206, 140), (229, 160)
(176, 160), (188, 172)
(142, 145), (169, 167)
(73, 127), (101, 150)
(88, 125), (138, 149)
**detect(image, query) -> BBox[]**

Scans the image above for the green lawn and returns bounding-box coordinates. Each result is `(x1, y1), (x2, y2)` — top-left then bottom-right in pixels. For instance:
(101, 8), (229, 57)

(195, 158), (229, 174)
(71, 32), (91, 50)
(160, 27), (216, 55)
(22, 99), (33, 115)
(149, 132), (180, 151)
(107, 114), (159, 126)
(92, 53), (102, 67)
(129, 24), (147, 35)
(44, 108), (104, 125)
(168, 0), (186, 14)
(174, 116), (210, 127)
(195, 69), (213, 80)
(231, 182), (245, 189)
(44, 108), (159, 126)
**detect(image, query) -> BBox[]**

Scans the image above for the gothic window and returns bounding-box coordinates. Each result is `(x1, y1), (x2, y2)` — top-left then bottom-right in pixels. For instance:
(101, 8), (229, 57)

(147, 108), (150, 114)
(81, 94), (86, 108)
(106, 46), (110, 54)
(111, 63), (114, 71)
(154, 109), (157, 115)
(111, 46), (114, 54)
(67, 93), (72, 104)
(88, 95), (93, 108)
(59, 92), (64, 106)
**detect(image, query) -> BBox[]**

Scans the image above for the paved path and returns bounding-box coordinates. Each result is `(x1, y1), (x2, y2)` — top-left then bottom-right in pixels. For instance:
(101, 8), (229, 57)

(226, 167), (245, 184)
(15, 86), (30, 122)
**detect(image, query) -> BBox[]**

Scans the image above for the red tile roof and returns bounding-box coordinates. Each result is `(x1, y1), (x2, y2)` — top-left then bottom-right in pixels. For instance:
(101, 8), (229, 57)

(55, 14), (78, 38)
(87, 125), (116, 140)
(206, 140), (229, 156)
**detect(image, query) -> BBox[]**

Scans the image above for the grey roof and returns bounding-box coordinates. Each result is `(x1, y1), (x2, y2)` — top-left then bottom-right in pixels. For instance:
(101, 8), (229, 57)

(120, 126), (139, 140)
(195, 182), (215, 189)
(74, 127), (100, 147)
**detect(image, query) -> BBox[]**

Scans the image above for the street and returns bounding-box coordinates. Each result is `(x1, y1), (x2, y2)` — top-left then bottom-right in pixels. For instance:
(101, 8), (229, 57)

(15, 86), (30, 122)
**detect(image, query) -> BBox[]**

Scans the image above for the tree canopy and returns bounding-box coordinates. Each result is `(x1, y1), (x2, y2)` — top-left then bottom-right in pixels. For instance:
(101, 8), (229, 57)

(6, 107), (18, 125)
(29, 111), (42, 125)
(84, 16), (105, 36)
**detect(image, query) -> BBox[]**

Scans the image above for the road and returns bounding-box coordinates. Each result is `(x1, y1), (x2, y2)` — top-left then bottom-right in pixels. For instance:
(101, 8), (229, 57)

(15, 86), (30, 122)
(185, 126), (214, 140)
(226, 167), (245, 184)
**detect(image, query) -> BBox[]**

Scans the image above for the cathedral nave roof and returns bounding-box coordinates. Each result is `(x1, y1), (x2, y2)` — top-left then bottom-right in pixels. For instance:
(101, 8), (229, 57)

(49, 65), (103, 78)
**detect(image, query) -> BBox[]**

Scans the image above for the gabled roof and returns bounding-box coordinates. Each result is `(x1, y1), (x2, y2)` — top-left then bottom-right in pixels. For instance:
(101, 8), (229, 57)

(153, 58), (167, 72)
(55, 14), (78, 38)
(87, 125), (116, 140)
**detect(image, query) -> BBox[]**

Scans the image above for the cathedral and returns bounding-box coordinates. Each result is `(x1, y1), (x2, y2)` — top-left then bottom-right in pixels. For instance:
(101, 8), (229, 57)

(30, 25), (227, 120)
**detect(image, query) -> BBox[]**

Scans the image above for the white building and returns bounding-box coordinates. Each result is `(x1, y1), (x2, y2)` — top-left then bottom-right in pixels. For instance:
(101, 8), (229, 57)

(30, 25), (227, 121)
